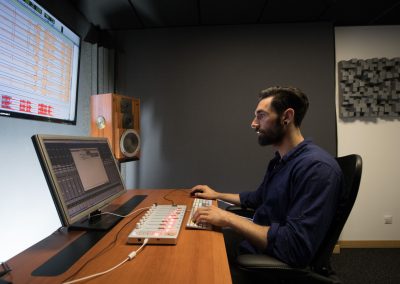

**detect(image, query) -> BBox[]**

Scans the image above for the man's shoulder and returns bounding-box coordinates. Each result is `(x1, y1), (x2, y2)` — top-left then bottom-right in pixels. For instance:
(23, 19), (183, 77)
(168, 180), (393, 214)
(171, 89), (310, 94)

(294, 142), (341, 174)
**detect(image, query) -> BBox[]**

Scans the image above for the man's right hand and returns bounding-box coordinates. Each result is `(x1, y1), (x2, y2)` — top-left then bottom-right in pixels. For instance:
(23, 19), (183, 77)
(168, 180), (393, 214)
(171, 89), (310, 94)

(190, 185), (219, 200)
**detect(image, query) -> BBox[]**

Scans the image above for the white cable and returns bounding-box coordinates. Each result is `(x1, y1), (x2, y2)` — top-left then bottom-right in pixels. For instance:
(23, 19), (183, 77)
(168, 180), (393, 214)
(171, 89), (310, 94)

(128, 238), (148, 259)
(62, 258), (129, 284)
(63, 238), (149, 284)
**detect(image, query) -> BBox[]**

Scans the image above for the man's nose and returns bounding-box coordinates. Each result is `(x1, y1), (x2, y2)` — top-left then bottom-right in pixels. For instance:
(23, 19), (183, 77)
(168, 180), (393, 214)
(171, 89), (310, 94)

(251, 118), (258, 129)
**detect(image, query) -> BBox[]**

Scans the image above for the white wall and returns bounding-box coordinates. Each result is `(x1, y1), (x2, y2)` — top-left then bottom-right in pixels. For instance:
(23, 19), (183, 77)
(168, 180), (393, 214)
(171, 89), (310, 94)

(335, 26), (400, 240)
(0, 0), (94, 261)
(0, 41), (93, 261)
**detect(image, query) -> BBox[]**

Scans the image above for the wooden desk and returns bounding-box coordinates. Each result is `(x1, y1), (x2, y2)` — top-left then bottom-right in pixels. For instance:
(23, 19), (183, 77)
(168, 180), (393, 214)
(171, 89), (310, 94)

(4, 190), (232, 284)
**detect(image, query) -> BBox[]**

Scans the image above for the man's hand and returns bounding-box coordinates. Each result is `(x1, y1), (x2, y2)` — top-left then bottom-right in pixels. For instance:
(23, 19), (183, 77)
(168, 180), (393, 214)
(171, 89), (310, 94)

(191, 205), (231, 227)
(190, 184), (241, 206)
(191, 205), (269, 250)
(190, 185), (219, 200)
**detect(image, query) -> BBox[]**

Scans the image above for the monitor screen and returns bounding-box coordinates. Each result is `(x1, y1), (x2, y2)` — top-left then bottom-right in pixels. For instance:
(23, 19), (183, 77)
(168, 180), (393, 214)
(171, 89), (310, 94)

(0, 0), (80, 124)
(32, 135), (128, 230)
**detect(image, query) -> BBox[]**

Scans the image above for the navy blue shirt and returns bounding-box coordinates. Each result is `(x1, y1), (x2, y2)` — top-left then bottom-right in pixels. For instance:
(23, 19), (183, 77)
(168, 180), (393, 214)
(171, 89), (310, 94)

(239, 139), (344, 267)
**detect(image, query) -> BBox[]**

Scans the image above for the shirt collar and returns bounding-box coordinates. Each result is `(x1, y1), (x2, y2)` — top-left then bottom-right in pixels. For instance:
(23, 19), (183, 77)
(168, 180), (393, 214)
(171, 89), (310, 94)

(276, 138), (312, 163)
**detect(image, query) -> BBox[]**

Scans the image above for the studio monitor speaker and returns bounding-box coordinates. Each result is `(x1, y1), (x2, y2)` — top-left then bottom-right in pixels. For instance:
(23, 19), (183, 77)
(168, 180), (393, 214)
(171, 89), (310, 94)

(90, 93), (140, 162)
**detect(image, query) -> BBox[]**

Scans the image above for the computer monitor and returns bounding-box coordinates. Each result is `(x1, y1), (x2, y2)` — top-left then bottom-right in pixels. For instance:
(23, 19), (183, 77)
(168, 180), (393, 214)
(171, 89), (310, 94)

(0, 0), (80, 125)
(32, 134), (145, 230)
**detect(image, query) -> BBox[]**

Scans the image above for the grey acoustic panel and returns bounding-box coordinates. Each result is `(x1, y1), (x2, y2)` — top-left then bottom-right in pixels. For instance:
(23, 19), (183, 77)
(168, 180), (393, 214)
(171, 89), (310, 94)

(338, 58), (400, 118)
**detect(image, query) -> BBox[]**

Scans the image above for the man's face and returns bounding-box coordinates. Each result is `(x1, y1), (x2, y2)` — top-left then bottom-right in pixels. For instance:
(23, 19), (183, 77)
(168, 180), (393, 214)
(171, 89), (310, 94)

(251, 97), (285, 146)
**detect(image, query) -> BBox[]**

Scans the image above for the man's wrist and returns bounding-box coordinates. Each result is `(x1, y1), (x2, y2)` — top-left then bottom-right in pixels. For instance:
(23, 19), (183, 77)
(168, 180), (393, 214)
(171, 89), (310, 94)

(215, 192), (222, 200)
(222, 210), (235, 227)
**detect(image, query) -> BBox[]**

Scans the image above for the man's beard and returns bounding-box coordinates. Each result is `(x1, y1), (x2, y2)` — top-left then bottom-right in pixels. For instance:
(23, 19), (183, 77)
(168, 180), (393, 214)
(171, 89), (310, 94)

(257, 121), (285, 146)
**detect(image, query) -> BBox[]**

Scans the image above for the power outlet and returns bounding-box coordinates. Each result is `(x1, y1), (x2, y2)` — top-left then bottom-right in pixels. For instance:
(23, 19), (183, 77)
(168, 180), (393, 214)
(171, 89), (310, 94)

(384, 215), (393, 224)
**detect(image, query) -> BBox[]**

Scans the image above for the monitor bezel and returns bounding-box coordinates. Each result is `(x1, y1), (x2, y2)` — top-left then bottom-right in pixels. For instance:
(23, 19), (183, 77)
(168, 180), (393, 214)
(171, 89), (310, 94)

(32, 134), (127, 227)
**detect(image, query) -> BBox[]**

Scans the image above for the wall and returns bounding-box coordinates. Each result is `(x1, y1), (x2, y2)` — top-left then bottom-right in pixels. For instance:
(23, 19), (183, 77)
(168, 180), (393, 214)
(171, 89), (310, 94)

(0, 0), (93, 261)
(335, 26), (400, 240)
(115, 23), (338, 193)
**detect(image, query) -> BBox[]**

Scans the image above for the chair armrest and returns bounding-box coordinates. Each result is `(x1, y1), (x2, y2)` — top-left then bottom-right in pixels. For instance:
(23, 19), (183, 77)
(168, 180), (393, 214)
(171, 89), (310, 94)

(225, 206), (255, 219)
(236, 254), (309, 276)
(237, 254), (339, 283)
(236, 254), (291, 270)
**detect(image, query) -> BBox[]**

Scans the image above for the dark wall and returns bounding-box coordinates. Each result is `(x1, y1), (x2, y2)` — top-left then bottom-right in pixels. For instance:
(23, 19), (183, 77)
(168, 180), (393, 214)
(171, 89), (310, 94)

(116, 23), (336, 193)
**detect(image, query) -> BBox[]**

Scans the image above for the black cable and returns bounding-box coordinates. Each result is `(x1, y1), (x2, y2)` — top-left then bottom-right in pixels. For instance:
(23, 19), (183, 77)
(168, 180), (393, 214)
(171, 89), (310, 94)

(63, 189), (190, 282)
(256, 0), (269, 24)
(62, 209), (147, 283)
(162, 189), (190, 205)
(369, 1), (400, 25)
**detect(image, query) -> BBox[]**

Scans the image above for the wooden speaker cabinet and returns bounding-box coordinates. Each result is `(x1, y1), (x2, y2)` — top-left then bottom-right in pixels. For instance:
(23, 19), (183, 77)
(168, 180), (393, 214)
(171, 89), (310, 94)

(90, 93), (140, 162)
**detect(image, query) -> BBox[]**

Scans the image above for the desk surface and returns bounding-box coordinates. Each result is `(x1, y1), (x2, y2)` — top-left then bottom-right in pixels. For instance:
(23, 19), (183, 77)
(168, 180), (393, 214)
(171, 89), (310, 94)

(5, 190), (232, 284)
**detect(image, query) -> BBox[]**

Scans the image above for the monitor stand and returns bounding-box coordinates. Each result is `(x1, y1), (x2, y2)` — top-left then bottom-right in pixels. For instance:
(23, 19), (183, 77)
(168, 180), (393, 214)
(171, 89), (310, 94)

(68, 194), (147, 231)
(32, 194), (147, 276)
(69, 210), (122, 231)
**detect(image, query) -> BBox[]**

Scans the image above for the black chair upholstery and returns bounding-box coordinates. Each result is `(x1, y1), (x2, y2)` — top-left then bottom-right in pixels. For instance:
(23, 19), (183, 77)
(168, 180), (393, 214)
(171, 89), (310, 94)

(226, 154), (363, 283)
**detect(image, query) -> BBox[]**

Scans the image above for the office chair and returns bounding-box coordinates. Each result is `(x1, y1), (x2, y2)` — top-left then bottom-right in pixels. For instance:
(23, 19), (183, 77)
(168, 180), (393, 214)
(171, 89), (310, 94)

(226, 154), (363, 284)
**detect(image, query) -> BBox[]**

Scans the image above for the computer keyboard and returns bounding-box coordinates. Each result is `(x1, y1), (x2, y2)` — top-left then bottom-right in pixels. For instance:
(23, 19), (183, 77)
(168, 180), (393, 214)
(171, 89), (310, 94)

(186, 198), (213, 230)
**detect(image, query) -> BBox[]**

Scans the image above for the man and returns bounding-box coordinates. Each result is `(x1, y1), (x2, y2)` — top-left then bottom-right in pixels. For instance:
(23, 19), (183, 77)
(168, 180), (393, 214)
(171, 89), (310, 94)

(191, 86), (344, 269)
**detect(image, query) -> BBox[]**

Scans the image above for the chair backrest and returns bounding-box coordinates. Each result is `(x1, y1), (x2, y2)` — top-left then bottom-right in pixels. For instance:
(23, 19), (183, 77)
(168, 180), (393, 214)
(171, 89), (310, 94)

(311, 154), (363, 273)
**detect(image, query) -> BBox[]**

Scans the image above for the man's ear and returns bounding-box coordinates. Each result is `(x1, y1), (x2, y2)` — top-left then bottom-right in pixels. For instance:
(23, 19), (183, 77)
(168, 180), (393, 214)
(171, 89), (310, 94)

(282, 108), (295, 125)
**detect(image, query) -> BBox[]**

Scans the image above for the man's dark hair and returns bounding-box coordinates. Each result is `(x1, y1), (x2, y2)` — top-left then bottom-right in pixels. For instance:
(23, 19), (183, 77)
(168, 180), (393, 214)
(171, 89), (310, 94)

(259, 86), (309, 127)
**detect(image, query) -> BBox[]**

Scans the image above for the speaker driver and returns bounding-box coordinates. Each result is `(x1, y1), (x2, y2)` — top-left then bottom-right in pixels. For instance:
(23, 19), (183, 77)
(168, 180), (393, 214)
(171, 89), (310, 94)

(122, 113), (133, 129)
(120, 129), (140, 158)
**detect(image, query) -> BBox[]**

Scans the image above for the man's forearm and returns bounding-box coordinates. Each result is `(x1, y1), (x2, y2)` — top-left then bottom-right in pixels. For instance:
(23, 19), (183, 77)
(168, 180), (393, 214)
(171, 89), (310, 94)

(216, 193), (241, 206)
(192, 205), (269, 250)
(225, 211), (269, 250)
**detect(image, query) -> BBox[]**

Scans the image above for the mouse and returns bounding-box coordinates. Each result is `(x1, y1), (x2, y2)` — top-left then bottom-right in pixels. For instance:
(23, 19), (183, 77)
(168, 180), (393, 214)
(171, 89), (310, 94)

(190, 189), (203, 197)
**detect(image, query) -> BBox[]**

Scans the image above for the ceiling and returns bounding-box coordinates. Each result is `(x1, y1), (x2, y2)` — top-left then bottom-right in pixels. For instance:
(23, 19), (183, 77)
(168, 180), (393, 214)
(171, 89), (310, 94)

(69, 0), (400, 31)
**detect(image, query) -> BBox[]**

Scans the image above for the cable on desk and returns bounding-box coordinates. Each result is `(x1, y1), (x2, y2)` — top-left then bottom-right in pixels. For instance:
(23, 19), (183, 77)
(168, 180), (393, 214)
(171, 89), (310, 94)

(62, 239), (149, 284)
(163, 189), (190, 205)
(62, 206), (151, 283)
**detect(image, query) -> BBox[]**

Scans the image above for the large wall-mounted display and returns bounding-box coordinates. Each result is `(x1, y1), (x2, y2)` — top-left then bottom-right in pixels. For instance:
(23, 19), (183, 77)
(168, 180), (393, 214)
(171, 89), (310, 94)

(0, 0), (80, 124)
(338, 57), (400, 118)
